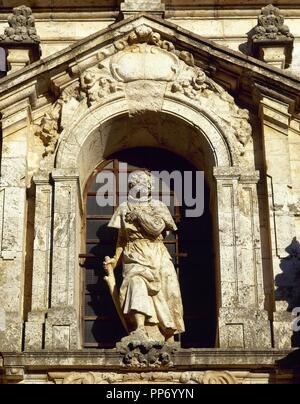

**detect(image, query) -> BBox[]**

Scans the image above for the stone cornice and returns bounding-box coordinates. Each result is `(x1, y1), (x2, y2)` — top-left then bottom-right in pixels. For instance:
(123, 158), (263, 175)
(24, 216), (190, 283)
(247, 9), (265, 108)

(0, 349), (297, 371)
(0, 14), (300, 114)
(1, 1), (300, 10)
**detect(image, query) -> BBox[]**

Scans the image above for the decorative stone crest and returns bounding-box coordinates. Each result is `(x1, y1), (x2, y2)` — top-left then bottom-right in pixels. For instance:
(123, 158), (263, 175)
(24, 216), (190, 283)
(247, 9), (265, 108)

(50, 370), (238, 385)
(0, 6), (40, 43)
(116, 334), (177, 368)
(111, 46), (179, 83)
(252, 4), (293, 42)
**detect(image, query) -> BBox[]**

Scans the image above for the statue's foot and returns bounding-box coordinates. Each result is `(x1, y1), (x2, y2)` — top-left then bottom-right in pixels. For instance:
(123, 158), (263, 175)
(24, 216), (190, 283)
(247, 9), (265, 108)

(130, 326), (148, 340)
(117, 326), (149, 350)
(165, 335), (175, 343)
(164, 328), (177, 344)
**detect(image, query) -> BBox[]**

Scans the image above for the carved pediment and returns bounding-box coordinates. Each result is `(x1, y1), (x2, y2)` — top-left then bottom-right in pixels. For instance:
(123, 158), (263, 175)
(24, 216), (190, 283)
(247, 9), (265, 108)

(79, 25), (198, 105)
(34, 24), (253, 163)
(0, 14), (295, 169)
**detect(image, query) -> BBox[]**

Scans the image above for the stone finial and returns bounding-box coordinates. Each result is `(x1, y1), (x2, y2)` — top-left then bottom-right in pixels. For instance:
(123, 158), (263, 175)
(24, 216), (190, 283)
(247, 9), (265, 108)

(121, 0), (165, 18)
(0, 5), (40, 43)
(253, 4), (293, 42)
(250, 4), (294, 69)
(0, 6), (41, 74)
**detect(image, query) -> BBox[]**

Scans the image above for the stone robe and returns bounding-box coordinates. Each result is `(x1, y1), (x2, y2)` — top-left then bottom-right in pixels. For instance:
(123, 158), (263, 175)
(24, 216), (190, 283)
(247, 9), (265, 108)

(108, 199), (185, 335)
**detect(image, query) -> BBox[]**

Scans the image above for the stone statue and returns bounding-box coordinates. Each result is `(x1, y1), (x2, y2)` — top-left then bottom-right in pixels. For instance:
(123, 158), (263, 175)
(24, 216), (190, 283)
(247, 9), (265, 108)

(103, 171), (185, 344)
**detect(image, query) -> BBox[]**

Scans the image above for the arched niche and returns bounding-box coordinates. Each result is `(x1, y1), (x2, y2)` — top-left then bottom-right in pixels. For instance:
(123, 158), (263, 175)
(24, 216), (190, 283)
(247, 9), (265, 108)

(82, 147), (217, 348)
(55, 96), (233, 191)
(28, 93), (270, 352)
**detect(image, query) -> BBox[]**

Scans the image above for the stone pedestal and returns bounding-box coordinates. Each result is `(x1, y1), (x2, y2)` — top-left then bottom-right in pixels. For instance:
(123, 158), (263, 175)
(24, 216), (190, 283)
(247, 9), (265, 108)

(253, 40), (294, 69)
(45, 308), (79, 351)
(5, 45), (41, 73)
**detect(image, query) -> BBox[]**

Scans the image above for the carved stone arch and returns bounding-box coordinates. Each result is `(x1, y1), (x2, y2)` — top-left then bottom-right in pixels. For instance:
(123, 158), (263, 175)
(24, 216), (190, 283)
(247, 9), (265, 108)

(55, 94), (234, 189)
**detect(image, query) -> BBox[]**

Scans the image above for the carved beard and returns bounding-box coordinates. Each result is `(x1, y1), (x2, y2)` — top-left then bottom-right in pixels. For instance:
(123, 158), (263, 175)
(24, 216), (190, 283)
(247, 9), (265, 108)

(128, 193), (151, 205)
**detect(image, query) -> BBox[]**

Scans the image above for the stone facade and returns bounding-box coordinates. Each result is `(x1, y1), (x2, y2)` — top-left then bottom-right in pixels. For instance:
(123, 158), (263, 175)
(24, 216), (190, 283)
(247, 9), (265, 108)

(0, 1), (300, 384)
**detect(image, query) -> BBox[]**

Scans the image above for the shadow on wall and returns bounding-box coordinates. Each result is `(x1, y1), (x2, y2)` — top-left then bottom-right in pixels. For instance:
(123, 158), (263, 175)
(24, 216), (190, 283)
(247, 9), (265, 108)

(275, 237), (300, 347)
(276, 348), (300, 378)
(238, 27), (257, 56)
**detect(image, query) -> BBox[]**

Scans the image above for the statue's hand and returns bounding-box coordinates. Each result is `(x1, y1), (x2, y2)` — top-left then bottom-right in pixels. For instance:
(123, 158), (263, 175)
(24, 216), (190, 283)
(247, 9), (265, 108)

(126, 210), (139, 224)
(103, 256), (117, 273)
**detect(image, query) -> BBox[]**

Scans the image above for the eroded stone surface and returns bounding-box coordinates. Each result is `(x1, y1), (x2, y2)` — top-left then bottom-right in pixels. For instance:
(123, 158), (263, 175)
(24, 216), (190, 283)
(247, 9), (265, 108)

(252, 4), (293, 42)
(0, 6), (40, 43)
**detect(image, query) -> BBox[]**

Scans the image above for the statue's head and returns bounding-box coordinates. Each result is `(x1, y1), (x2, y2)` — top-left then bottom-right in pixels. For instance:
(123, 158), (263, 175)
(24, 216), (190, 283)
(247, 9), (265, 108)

(128, 170), (153, 201)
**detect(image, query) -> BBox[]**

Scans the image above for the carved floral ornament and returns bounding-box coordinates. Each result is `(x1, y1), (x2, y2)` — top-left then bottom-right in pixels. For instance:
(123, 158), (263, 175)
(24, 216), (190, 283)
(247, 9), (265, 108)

(49, 370), (238, 385)
(35, 25), (252, 159)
